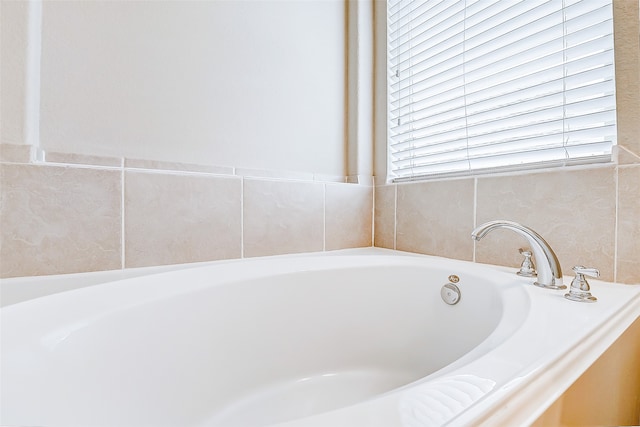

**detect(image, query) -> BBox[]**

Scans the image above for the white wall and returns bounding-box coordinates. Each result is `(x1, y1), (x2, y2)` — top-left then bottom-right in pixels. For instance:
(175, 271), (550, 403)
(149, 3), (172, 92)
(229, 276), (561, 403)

(37, 0), (346, 175)
(0, 0), (36, 146)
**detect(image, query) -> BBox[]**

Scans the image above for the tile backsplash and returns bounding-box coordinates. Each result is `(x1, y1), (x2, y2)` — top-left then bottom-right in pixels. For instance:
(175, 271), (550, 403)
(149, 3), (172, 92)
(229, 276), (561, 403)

(396, 178), (475, 261)
(0, 145), (373, 278)
(2, 143), (638, 285)
(375, 148), (640, 284)
(124, 171), (242, 268)
(617, 166), (640, 283)
(242, 178), (325, 258)
(476, 167), (617, 281)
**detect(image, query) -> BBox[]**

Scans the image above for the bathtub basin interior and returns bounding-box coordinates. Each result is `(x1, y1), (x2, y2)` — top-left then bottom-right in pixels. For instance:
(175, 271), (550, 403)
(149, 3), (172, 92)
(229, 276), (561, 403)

(1, 254), (528, 427)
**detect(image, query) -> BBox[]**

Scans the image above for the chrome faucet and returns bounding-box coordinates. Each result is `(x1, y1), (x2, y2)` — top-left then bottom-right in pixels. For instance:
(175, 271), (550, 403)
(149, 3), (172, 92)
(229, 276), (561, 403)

(471, 220), (565, 290)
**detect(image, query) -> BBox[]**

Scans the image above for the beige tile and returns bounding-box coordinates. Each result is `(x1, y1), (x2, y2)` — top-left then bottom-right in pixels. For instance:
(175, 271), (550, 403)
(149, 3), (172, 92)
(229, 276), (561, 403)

(615, 145), (640, 165)
(617, 166), (640, 284)
(125, 158), (233, 175)
(124, 171), (241, 268)
(613, 0), (640, 157)
(45, 151), (122, 167)
(312, 173), (346, 183)
(0, 143), (33, 163)
(476, 167), (617, 281)
(346, 175), (375, 185)
(243, 178), (324, 257)
(0, 164), (122, 278)
(325, 183), (372, 250)
(374, 185), (396, 249)
(235, 168), (314, 181)
(396, 178), (475, 261)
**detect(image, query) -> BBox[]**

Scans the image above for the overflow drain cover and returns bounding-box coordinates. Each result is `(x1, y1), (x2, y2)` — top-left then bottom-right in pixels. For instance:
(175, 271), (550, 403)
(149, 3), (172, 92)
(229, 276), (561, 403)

(441, 283), (461, 305)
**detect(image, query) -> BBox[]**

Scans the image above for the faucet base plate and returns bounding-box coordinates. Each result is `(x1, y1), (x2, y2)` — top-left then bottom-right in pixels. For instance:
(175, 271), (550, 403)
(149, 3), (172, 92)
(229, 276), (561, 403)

(534, 281), (567, 290)
(564, 293), (597, 303)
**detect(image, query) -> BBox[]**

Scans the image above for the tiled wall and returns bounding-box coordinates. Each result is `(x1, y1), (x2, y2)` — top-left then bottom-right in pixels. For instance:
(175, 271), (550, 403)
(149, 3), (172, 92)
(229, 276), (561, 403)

(0, 144), (373, 279)
(2, 142), (637, 284)
(375, 147), (640, 285)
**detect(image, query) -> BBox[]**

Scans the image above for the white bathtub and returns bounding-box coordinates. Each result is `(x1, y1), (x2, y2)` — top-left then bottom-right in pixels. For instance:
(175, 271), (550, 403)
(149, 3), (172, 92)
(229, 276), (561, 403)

(1, 248), (639, 427)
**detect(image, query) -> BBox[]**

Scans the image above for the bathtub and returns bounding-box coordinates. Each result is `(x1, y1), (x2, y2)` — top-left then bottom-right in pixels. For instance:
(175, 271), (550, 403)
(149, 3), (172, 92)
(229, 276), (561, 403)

(1, 248), (639, 427)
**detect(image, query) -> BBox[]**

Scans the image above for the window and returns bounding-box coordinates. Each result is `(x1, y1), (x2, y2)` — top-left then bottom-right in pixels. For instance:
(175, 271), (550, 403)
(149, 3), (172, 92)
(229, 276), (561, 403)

(388, 0), (617, 181)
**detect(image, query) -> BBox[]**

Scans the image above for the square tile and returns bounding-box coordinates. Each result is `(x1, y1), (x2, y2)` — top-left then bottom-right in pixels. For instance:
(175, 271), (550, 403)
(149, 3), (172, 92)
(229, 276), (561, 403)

(125, 171), (241, 268)
(476, 167), (616, 281)
(374, 185), (396, 249)
(326, 183), (372, 250)
(396, 178), (475, 261)
(243, 179), (324, 257)
(1, 164), (122, 277)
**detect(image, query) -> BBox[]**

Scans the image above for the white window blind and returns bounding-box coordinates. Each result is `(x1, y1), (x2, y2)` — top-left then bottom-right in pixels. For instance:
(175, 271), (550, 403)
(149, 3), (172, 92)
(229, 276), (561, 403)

(388, 0), (617, 181)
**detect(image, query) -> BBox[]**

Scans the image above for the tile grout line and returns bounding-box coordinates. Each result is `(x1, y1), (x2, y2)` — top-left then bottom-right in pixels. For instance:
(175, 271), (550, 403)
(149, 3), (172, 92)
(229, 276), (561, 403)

(473, 177), (478, 263)
(323, 184), (327, 251)
(393, 184), (397, 250)
(121, 165), (126, 270)
(371, 185), (375, 247)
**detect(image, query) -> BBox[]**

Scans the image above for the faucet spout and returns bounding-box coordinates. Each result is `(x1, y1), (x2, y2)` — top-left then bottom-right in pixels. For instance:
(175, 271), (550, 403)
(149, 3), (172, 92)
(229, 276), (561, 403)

(472, 220), (565, 289)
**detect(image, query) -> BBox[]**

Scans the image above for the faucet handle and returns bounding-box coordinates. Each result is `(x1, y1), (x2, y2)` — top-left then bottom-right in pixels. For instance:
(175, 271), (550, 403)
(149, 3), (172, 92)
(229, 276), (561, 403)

(516, 248), (537, 277)
(572, 265), (599, 278)
(564, 265), (599, 303)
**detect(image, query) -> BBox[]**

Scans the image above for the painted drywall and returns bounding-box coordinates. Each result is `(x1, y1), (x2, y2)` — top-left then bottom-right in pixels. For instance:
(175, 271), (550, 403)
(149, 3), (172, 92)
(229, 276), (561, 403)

(0, 1), (33, 145)
(347, 0), (374, 178)
(37, 0), (346, 175)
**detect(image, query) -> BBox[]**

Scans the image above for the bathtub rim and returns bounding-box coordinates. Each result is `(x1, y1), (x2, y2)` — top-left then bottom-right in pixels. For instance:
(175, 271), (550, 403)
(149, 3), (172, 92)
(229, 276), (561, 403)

(453, 287), (640, 427)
